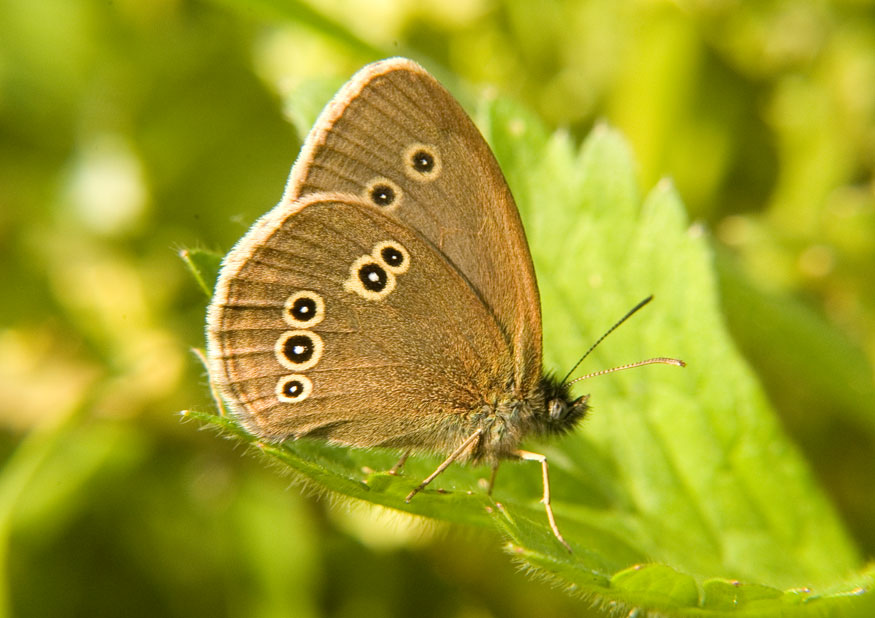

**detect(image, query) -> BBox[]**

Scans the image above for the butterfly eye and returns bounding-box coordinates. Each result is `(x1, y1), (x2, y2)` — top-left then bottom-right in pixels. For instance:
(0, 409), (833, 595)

(283, 290), (325, 328)
(549, 399), (567, 421)
(372, 240), (411, 275)
(274, 330), (324, 371)
(344, 255), (397, 301)
(276, 374), (313, 403)
(364, 177), (402, 210)
(404, 143), (441, 181)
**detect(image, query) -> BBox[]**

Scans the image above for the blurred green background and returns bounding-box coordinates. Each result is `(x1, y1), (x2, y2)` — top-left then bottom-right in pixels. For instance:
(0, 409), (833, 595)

(1, 0), (873, 616)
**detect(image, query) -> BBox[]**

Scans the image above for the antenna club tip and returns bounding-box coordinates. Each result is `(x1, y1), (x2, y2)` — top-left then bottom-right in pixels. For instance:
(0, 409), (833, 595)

(567, 356), (686, 385)
(653, 357), (686, 368)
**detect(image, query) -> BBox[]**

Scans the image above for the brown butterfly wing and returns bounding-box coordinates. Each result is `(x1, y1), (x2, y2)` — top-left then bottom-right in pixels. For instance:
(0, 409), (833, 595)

(207, 194), (513, 450)
(282, 58), (542, 393)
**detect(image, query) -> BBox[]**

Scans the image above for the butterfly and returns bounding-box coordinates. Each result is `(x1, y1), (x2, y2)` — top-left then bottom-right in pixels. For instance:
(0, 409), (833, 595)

(206, 58), (681, 551)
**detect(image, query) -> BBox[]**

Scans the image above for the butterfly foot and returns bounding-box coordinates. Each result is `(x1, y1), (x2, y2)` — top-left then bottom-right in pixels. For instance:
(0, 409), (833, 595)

(404, 484), (425, 503)
(484, 461), (500, 495)
(387, 449), (410, 476)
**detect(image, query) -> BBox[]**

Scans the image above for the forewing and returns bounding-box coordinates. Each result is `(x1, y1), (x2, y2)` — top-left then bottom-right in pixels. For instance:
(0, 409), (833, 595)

(283, 58), (542, 391)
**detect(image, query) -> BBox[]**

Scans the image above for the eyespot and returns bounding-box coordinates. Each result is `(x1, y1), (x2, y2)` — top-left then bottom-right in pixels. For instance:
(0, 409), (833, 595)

(364, 177), (402, 210)
(343, 255), (396, 301)
(359, 263), (387, 291)
(283, 290), (325, 328)
(403, 143), (441, 181)
(276, 374), (313, 403)
(372, 240), (410, 275)
(274, 330), (323, 371)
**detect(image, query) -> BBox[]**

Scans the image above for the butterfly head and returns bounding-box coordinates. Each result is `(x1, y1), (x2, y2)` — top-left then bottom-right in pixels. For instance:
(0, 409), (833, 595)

(535, 373), (589, 436)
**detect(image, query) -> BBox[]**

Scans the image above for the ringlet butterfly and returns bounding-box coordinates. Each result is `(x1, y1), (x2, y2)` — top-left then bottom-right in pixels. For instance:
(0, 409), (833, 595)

(206, 58), (682, 550)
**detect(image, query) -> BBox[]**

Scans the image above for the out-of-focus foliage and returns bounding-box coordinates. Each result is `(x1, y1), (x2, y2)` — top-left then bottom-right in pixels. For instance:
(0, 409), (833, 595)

(0, 1), (872, 617)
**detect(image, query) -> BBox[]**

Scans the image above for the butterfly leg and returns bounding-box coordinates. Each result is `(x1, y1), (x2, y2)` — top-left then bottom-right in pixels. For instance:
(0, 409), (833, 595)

(405, 429), (483, 502)
(513, 450), (571, 552)
(486, 461), (500, 496)
(388, 450), (411, 475)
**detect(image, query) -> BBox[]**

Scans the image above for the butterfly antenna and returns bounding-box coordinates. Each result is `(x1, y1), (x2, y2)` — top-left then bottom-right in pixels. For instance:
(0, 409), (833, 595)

(566, 357), (685, 385)
(560, 296), (684, 385)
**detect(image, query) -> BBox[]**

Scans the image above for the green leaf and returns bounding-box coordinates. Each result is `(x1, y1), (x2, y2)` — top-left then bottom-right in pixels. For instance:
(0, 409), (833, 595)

(179, 248), (222, 298)
(612, 564), (700, 609)
(186, 83), (872, 616)
(701, 578), (783, 611)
